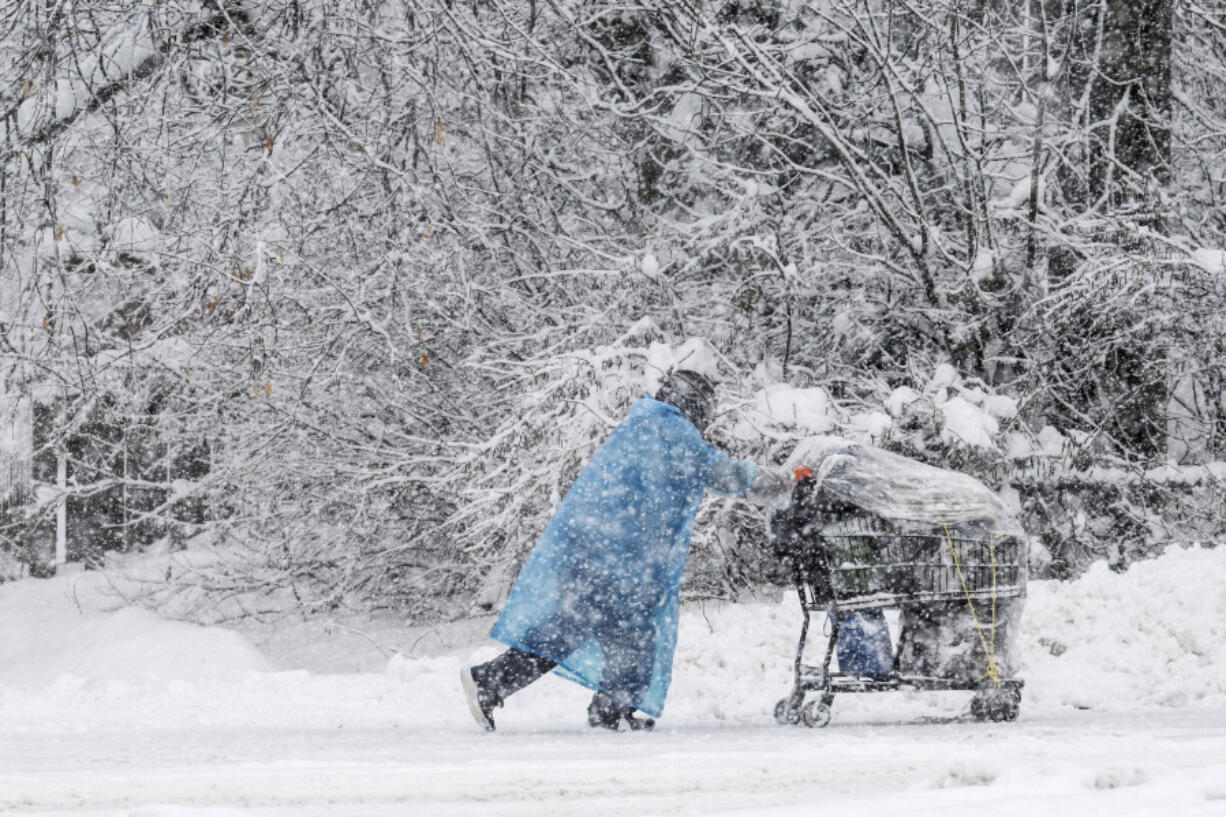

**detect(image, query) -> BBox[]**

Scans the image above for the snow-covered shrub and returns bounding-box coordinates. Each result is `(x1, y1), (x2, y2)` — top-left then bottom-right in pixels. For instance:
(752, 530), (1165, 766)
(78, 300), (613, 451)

(3, 0), (1225, 622)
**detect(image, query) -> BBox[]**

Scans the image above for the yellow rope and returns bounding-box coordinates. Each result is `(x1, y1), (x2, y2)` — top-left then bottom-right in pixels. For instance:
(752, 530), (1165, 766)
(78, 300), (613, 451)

(942, 521), (1000, 687)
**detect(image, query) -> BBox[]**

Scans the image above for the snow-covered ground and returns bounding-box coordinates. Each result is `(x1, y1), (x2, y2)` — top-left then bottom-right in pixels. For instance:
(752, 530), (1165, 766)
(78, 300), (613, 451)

(3, 545), (1225, 816)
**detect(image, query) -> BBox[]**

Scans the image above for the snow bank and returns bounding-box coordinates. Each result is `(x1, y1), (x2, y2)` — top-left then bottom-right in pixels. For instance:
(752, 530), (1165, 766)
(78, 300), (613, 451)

(1021, 545), (1226, 710)
(675, 544), (1226, 722)
(0, 545), (1221, 735)
(0, 571), (269, 688)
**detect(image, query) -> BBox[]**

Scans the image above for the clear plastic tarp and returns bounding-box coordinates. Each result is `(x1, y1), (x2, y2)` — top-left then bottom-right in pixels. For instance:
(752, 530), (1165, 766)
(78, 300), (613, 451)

(785, 435), (1025, 539)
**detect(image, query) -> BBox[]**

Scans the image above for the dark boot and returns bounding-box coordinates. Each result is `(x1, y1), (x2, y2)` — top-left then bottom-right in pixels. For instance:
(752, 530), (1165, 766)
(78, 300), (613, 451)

(461, 665), (502, 732)
(587, 691), (622, 730)
(587, 691), (655, 731)
(463, 648), (558, 732)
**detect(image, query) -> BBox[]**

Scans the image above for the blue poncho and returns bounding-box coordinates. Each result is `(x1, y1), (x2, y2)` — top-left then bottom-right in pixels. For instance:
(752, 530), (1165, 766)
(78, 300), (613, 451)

(490, 396), (757, 717)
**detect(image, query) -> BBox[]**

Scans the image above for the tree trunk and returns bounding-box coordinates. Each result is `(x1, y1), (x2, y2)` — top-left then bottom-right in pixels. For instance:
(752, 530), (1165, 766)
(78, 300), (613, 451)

(1087, 0), (1173, 209)
(1049, 0), (1174, 460)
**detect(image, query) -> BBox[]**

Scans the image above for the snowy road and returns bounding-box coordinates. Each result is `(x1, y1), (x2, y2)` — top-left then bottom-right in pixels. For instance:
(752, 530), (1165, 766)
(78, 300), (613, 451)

(4, 546), (1225, 816)
(5, 710), (1226, 816)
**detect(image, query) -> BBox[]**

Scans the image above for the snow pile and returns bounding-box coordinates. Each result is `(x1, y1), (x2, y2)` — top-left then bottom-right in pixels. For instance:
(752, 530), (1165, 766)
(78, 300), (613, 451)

(970, 248), (997, 284)
(989, 173), (1044, 214)
(2, 546), (1225, 817)
(0, 571), (269, 688)
(1022, 544), (1226, 710)
(640, 250), (661, 280)
(672, 545), (1226, 724)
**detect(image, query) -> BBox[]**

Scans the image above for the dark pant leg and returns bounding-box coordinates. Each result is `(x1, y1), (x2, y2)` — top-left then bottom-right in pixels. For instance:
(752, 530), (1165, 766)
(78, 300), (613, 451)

(473, 647), (558, 702)
(594, 612), (656, 711)
(477, 604), (594, 702)
(484, 580), (658, 712)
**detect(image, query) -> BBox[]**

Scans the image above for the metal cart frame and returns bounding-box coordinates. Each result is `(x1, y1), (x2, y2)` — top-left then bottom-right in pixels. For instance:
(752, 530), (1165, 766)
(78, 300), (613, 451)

(771, 503), (1026, 728)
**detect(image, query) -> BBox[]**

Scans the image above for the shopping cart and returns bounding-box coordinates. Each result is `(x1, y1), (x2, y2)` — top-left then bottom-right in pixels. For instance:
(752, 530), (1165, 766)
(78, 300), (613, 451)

(767, 438), (1028, 728)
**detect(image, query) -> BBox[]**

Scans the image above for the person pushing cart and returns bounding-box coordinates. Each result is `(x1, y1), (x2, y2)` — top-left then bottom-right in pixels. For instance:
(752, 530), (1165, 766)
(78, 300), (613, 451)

(462, 369), (807, 732)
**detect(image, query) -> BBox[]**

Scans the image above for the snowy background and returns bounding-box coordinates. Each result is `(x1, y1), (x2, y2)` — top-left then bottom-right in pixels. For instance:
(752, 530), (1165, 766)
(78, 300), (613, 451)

(3, 2), (1226, 814)
(3, 543), (1224, 816)
(4, 0), (1226, 611)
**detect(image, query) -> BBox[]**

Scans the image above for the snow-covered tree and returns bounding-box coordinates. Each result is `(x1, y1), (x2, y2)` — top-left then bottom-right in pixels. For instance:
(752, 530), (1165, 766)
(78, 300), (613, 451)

(2, 0), (1224, 614)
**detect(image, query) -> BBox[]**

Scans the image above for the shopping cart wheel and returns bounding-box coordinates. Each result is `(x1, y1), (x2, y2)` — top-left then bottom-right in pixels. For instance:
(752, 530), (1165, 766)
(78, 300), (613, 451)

(774, 697), (803, 726)
(971, 689), (1021, 722)
(999, 689), (1022, 722)
(801, 700), (832, 728)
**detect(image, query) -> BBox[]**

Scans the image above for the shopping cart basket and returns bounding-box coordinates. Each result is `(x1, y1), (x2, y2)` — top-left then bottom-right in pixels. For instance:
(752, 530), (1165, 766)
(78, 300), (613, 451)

(767, 438), (1028, 728)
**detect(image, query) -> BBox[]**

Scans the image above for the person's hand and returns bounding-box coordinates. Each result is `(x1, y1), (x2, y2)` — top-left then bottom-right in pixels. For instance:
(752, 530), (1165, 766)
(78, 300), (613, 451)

(792, 464), (813, 481)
